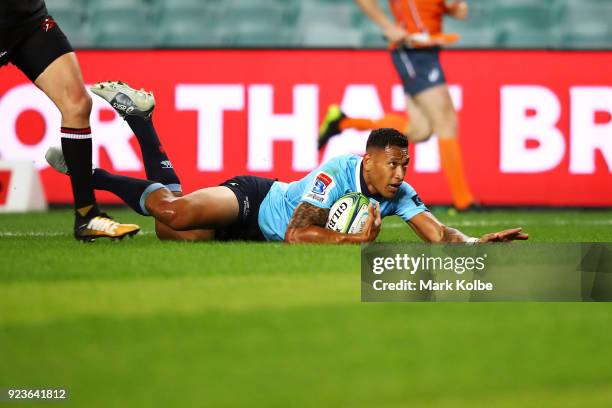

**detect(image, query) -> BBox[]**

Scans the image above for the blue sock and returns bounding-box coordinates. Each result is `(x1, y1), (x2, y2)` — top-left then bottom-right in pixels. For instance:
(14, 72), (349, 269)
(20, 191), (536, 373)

(125, 116), (181, 193)
(92, 169), (164, 215)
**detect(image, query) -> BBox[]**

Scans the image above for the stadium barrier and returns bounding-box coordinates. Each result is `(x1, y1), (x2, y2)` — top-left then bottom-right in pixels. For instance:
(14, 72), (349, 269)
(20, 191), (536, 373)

(0, 161), (47, 213)
(0, 50), (610, 206)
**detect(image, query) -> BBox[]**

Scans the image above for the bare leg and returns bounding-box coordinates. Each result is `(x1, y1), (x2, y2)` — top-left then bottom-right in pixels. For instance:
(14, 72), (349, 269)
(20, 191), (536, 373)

(154, 192), (215, 241)
(145, 186), (240, 232)
(34, 52), (91, 128)
(413, 84), (457, 139)
(404, 93), (433, 143)
(414, 84), (474, 210)
(35, 52), (97, 216)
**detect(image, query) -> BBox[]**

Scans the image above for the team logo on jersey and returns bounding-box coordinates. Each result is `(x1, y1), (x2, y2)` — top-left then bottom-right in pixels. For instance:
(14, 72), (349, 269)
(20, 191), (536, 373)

(42, 17), (56, 32)
(305, 172), (335, 203)
(311, 172), (333, 194)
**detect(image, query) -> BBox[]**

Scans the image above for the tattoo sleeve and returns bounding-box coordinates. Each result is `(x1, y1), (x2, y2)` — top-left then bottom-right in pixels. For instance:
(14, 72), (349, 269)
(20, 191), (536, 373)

(287, 202), (329, 229)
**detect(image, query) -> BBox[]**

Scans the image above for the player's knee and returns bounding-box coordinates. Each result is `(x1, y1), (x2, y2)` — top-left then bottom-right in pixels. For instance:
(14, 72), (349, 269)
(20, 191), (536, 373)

(59, 89), (92, 120)
(158, 200), (193, 231)
(408, 122), (433, 143)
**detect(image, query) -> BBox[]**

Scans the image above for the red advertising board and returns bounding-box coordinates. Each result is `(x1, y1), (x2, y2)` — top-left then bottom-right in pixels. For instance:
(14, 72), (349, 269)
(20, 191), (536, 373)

(0, 170), (11, 205)
(0, 50), (611, 206)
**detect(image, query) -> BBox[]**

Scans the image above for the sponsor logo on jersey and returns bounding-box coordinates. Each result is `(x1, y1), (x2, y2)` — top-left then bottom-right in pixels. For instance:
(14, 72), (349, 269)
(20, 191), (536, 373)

(305, 193), (325, 203)
(42, 17), (56, 32)
(0, 51), (7, 59)
(311, 172), (333, 194)
(160, 160), (173, 169)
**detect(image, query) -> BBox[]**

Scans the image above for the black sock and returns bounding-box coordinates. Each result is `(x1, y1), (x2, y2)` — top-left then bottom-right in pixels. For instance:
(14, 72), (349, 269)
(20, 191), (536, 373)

(125, 116), (181, 193)
(61, 127), (99, 215)
(92, 169), (165, 216)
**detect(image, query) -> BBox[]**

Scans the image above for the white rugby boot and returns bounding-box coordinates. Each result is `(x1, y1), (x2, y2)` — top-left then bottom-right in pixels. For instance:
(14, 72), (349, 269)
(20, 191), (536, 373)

(45, 145), (69, 174)
(91, 80), (155, 120)
(45, 146), (95, 175)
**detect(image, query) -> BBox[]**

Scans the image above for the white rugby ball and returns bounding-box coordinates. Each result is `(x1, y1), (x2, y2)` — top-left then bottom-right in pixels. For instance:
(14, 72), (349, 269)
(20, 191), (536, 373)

(326, 193), (370, 234)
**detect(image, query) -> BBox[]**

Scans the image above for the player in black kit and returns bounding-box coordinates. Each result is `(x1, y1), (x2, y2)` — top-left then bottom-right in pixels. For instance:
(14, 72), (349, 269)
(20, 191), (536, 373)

(0, 0), (140, 241)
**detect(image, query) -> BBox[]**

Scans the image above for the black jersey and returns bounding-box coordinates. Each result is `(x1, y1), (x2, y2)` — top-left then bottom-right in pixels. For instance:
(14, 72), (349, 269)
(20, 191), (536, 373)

(0, 0), (47, 28)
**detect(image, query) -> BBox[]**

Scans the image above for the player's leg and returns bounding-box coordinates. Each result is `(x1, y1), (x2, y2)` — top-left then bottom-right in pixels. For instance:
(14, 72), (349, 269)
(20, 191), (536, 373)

(33, 54), (100, 215)
(404, 93), (433, 142)
(89, 81), (218, 240)
(90, 81), (181, 192)
(84, 172), (238, 233)
(413, 84), (457, 137)
(414, 84), (474, 210)
(341, 114), (409, 133)
(146, 175), (274, 242)
(10, 17), (139, 240)
(44, 147), (217, 241)
(88, 173), (239, 233)
(126, 116), (216, 240)
(143, 186), (239, 232)
(45, 152), (239, 232)
(318, 105), (411, 149)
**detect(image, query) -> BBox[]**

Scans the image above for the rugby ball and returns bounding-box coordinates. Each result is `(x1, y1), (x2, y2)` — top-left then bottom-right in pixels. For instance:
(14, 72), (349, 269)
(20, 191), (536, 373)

(325, 193), (370, 234)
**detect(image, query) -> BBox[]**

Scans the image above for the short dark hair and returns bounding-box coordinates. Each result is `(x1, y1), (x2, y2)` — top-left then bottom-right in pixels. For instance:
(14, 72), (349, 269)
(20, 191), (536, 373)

(366, 128), (408, 151)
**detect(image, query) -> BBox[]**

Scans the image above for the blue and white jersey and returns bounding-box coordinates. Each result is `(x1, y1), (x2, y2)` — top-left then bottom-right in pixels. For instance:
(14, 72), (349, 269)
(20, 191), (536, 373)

(258, 154), (428, 241)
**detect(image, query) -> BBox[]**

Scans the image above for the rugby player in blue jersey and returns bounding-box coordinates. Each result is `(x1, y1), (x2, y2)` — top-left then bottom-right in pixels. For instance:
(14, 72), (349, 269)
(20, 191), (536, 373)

(46, 81), (528, 244)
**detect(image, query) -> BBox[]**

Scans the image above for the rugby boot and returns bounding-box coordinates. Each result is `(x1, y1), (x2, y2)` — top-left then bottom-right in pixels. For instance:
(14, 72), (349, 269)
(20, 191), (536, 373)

(45, 146), (141, 242)
(318, 104), (346, 150)
(91, 80), (155, 120)
(74, 212), (140, 242)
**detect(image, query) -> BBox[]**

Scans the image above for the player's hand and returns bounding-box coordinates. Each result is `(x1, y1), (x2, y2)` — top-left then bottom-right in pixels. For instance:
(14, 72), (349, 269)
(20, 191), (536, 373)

(447, 1), (468, 20)
(383, 25), (409, 45)
(360, 203), (382, 243)
(478, 228), (529, 243)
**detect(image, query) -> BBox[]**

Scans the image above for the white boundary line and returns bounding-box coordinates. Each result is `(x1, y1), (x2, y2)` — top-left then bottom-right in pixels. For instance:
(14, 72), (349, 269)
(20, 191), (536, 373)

(1, 220), (611, 237)
(385, 219), (612, 228)
(0, 231), (155, 238)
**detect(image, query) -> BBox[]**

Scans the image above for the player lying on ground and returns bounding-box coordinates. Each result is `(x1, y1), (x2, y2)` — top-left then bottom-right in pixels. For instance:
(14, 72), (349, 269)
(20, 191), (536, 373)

(46, 81), (529, 244)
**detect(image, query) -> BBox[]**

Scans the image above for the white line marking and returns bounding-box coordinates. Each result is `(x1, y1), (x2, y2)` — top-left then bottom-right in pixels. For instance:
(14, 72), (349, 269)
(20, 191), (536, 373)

(385, 219), (612, 228)
(0, 231), (154, 238)
(1, 219), (611, 237)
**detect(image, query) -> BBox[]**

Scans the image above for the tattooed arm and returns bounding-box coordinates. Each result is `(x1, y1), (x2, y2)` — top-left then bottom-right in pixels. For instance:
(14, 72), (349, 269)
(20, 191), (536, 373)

(408, 211), (529, 243)
(284, 202), (382, 244)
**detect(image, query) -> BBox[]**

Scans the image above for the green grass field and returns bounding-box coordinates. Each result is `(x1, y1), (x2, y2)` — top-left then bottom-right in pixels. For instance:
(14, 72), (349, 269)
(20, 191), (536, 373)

(1, 208), (612, 407)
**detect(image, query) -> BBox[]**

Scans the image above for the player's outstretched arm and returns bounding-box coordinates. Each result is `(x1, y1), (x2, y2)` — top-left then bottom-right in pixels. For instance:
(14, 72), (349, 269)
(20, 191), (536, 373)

(407, 211), (528, 243)
(285, 202), (381, 244)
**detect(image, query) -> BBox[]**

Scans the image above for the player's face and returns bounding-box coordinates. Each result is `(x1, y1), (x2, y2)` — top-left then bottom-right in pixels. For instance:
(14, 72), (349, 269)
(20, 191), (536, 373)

(364, 145), (410, 199)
